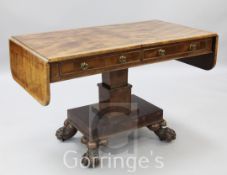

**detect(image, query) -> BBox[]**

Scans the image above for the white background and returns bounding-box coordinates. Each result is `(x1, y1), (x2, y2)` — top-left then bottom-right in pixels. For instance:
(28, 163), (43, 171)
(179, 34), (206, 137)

(0, 0), (227, 174)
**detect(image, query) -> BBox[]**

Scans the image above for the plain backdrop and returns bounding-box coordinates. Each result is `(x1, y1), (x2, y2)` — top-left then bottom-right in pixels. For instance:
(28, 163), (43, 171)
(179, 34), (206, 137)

(0, 0), (227, 175)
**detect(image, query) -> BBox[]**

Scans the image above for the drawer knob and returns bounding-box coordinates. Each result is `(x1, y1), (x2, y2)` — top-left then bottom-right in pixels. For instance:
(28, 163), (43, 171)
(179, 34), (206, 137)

(158, 49), (166, 56)
(80, 62), (89, 70)
(119, 55), (127, 64)
(189, 43), (197, 51)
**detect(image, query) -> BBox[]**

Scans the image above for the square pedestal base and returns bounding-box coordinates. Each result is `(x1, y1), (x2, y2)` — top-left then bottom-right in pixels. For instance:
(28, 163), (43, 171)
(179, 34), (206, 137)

(68, 95), (163, 141)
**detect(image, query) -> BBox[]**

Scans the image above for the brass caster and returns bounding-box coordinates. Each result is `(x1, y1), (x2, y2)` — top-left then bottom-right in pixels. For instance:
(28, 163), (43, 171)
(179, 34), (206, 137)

(81, 136), (108, 147)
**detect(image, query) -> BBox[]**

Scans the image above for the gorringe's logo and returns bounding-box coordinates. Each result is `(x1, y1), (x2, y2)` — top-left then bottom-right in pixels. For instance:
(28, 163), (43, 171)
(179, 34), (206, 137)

(63, 150), (164, 172)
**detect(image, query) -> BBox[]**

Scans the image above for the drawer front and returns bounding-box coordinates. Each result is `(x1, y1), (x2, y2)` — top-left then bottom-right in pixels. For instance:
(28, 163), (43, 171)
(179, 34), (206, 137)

(50, 37), (216, 83)
(59, 50), (141, 76)
(144, 38), (213, 60)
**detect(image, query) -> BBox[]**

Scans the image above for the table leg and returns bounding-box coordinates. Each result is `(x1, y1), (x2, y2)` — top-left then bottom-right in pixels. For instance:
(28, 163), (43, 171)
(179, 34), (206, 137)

(56, 119), (77, 141)
(81, 140), (100, 168)
(147, 120), (176, 142)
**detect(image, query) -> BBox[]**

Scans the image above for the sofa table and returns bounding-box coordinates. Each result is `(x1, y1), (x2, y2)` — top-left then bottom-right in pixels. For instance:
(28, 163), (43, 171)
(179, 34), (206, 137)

(9, 20), (218, 168)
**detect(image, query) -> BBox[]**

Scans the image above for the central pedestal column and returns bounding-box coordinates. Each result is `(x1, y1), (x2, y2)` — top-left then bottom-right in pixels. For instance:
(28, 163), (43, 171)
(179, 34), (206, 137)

(56, 69), (176, 168)
(98, 69), (132, 112)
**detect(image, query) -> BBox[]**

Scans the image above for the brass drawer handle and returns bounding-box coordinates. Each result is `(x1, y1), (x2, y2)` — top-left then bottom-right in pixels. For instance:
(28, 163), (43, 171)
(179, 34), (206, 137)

(80, 62), (89, 70)
(158, 49), (166, 56)
(119, 55), (127, 64)
(189, 43), (197, 51)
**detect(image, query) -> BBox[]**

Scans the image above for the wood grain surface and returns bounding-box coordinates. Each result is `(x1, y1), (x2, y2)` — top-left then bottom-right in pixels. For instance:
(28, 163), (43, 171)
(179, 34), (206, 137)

(10, 39), (50, 105)
(9, 20), (218, 106)
(11, 20), (217, 62)
(68, 95), (163, 140)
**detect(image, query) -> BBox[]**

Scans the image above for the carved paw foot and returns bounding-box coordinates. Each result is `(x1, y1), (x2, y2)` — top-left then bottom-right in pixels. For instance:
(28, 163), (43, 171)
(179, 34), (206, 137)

(81, 149), (100, 168)
(148, 120), (176, 142)
(56, 119), (77, 141)
(155, 127), (176, 142)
